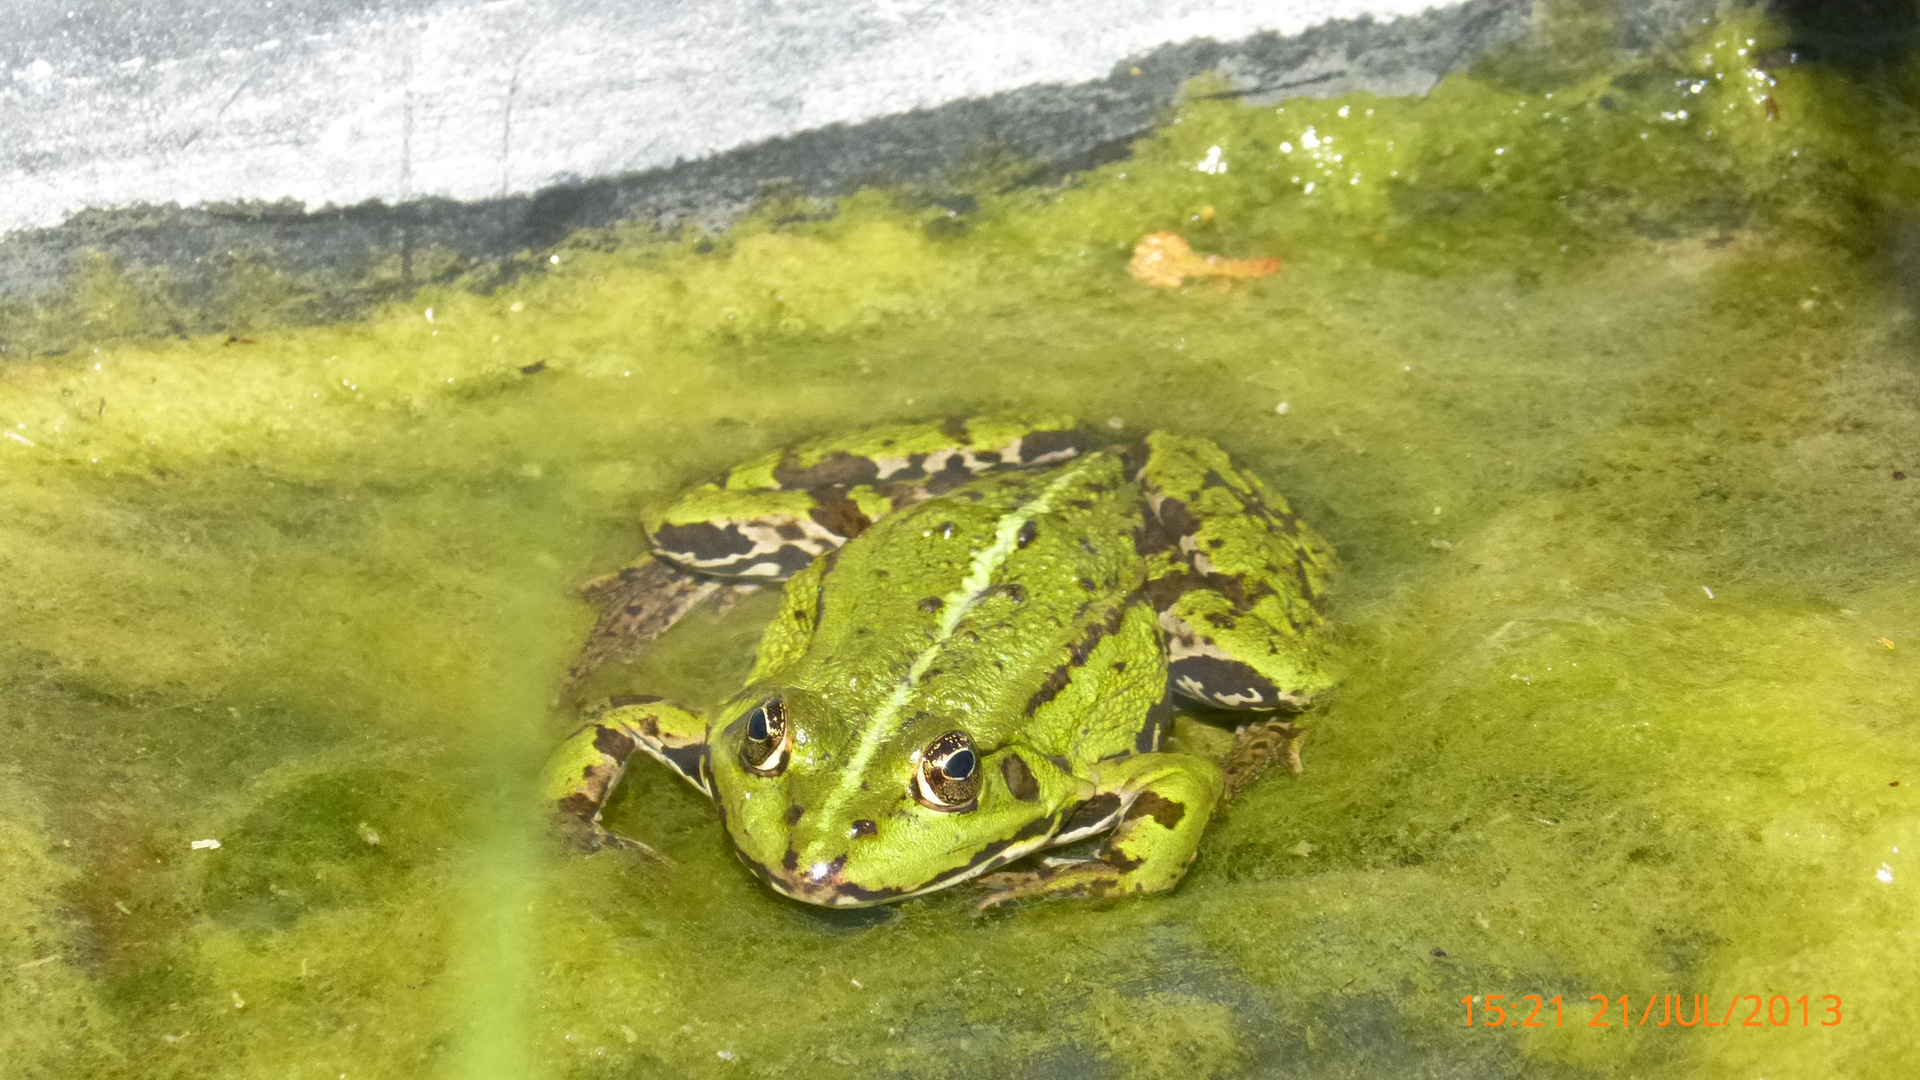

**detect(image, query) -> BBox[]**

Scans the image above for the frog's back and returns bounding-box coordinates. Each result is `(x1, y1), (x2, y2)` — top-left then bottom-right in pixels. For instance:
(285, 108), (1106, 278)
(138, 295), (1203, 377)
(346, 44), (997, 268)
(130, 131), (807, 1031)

(791, 451), (1157, 769)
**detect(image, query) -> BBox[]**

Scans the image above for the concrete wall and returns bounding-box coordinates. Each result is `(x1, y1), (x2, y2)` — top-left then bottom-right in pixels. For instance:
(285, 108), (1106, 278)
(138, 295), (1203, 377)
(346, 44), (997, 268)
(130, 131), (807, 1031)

(3, 0), (1503, 237)
(4, 0), (1581, 318)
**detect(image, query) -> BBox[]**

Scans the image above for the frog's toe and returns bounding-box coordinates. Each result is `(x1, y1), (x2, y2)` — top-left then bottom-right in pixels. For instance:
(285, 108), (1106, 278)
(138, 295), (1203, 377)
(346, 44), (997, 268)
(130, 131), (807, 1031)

(971, 870), (1049, 912)
(552, 816), (670, 863)
(567, 558), (725, 692)
(972, 869), (1036, 906)
(1220, 718), (1307, 797)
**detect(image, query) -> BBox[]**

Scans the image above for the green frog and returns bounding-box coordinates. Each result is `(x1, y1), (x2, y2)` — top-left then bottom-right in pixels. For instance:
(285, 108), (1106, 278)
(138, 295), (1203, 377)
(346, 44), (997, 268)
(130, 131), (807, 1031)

(542, 416), (1334, 907)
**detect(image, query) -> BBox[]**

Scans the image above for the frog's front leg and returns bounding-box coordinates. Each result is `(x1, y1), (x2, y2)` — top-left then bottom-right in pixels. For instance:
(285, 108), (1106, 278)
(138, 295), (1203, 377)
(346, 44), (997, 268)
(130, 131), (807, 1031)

(974, 752), (1223, 909)
(541, 698), (711, 856)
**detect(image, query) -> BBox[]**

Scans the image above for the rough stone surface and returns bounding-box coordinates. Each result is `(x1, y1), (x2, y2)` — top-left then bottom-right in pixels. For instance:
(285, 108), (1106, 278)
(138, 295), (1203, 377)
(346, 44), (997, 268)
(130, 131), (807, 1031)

(2, 0), (1477, 236)
(1, 0), (1542, 311)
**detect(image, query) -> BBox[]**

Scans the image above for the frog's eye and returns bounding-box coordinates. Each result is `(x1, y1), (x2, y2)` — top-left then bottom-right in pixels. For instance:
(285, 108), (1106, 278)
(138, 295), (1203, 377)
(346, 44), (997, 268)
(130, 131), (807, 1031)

(913, 730), (979, 811)
(739, 699), (790, 776)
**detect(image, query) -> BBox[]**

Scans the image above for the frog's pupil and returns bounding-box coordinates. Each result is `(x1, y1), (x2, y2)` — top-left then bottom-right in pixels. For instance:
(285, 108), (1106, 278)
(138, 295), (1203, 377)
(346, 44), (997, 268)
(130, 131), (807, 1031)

(945, 748), (976, 780)
(748, 707), (770, 741)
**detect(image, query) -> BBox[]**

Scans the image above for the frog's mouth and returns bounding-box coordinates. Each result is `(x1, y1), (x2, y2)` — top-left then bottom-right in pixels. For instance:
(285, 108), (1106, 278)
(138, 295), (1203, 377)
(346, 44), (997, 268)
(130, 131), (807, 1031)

(742, 850), (907, 907)
(739, 816), (1063, 907)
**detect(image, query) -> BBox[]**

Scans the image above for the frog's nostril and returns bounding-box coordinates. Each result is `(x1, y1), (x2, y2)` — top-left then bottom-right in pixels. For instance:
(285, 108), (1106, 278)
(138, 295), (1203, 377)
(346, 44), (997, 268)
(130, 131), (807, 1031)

(848, 819), (878, 839)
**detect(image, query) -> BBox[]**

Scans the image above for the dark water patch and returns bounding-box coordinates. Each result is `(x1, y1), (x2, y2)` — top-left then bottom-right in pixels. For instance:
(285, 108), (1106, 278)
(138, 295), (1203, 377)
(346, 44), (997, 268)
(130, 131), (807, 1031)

(198, 768), (452, 932)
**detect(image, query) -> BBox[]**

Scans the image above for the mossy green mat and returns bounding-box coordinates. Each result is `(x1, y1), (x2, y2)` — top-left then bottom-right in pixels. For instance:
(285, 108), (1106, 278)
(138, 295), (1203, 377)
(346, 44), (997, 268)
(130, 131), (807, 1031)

(3, 10), (1917, 1078)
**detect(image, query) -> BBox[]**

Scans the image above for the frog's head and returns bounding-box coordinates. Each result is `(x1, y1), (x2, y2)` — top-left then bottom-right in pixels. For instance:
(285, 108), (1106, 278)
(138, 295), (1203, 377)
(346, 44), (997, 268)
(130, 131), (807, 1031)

(706, 691), (1066, 906)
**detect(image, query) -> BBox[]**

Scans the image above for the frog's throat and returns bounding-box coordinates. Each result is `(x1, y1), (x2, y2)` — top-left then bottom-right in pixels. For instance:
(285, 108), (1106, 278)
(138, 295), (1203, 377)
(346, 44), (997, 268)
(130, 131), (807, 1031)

(809, 458), (1100, 836)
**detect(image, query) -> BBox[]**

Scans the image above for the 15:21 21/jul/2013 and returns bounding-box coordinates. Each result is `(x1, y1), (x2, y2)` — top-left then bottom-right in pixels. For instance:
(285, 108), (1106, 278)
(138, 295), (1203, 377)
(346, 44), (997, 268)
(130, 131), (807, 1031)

(1462, 993), (1843, 1029)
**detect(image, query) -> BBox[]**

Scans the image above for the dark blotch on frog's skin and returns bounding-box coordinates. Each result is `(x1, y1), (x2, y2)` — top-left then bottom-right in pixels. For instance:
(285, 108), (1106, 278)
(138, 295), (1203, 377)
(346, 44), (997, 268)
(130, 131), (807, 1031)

(653, 520), (757, 563)
(1025, 664), (1073, 716)
(786, 804), (805, 826)
(1145, 565), (1271, 615)
(919, 596), (944, 613)
(849, 819), (878, 838)
(1061, 793), (1124, 835)
(758, 545), (822, 578)
(1170, 653), (1286, 709)
(774, 451), (882, 489)
(1001, 755), (1040, 801)
(783, 848), (800, 872)
(591, 725), (637, 758)
(825, 879), (910, 904)
(557, 791), (600, 821)
(808, 488), (873, 541)
(1155, 497), (1201, 548)
(1200, 468), (1238, 494)
(1128, 791), (1187, 830)
(1025, 604), (1129, 716)
(1134, 686), (1176, 753)
(925, 455), (977, 494)
(1019, 428), (1084, 463)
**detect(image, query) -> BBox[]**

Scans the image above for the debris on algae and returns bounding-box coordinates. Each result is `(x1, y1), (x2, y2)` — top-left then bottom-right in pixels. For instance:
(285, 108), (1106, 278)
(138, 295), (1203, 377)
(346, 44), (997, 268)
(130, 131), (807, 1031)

(1127, 231), (1282, 288)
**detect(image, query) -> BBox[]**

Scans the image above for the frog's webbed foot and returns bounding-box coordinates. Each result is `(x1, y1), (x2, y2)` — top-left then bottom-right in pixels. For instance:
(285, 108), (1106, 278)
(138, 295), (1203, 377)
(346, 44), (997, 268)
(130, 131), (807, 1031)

(550, 813), (670, 862)
(566, 558), (756, 693)
(1220, 717), (1306, 799)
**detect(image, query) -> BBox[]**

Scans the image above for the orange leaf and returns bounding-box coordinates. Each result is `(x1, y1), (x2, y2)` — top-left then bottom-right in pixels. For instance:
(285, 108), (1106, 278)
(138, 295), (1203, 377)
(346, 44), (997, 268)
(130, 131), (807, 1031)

(1128, 232), (1281, 289)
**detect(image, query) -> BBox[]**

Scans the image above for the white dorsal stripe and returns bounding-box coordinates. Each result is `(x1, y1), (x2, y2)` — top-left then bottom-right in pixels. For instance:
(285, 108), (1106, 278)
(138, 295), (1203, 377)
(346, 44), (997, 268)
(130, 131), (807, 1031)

(813, 459), (1096, 830)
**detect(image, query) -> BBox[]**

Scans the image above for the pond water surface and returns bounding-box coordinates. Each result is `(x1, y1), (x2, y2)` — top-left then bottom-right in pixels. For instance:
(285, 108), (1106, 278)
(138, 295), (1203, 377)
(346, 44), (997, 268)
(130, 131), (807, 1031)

(3, 8), (1918, 1078)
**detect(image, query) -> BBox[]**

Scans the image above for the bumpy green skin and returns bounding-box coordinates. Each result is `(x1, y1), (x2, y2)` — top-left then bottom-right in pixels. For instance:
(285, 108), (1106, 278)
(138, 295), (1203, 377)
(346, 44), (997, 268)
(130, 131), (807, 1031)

(1141, 432), (1336, 710)
(547, 417), (1334, 907)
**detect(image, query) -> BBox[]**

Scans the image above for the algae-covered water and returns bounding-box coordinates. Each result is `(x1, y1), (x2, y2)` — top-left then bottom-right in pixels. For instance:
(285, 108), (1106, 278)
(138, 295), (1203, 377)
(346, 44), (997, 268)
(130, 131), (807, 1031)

(5, 7), (1920, 1078)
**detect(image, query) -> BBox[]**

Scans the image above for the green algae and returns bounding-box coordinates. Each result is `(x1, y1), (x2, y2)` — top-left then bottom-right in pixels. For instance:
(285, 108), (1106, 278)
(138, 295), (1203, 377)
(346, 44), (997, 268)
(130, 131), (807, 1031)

(4, 7), (1920, 1078)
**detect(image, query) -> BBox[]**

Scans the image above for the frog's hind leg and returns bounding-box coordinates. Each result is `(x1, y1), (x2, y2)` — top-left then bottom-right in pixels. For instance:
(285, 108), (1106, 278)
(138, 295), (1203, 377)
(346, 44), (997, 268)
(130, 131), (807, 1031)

(542, 697), (711, 856)
(571, 415), (1089, 687)
(652, 414), (1090, 575)
(567, 559), (748, 690)
(567, 482), (865, 691)
(1136, 431), (1336, 713)
(712, 413), (1088, 508)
